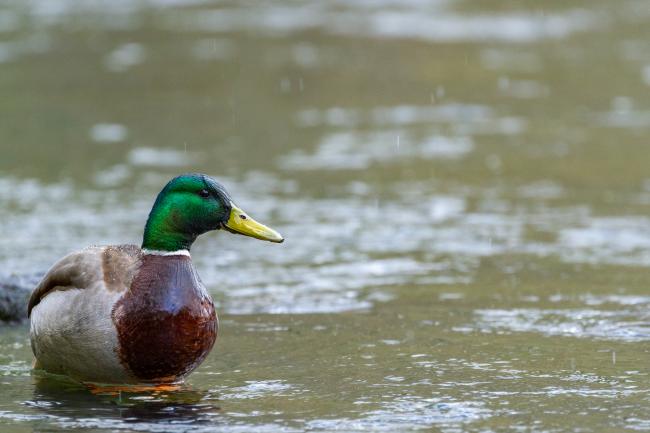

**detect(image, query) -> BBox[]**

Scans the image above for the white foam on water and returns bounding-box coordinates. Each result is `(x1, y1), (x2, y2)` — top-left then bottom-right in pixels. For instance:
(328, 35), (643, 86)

(296, 103), (506, 128)
(159, 4), (599, 43)
(127, 147), (197, 167)
(0, 410), (298, 433)
(89, 123), (128, 143)
(360, 10), (596, 43)
(278, 130), (473, 171)
(93, 164), (131, 187)
(473, 307), (650, 342)
(218, 380), (296, 400)
(294, 104), (528, 137)
(306, 397), (491, 431)
(104, 42), (146, 73)
(559, 217), (650, 266)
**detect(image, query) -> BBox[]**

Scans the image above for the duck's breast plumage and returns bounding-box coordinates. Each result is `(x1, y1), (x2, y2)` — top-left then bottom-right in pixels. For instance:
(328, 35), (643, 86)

(112, 254), (217, 383)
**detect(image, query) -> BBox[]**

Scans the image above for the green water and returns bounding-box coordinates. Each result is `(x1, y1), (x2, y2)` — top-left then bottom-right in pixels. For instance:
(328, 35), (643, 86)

(2, 0), (650, 431)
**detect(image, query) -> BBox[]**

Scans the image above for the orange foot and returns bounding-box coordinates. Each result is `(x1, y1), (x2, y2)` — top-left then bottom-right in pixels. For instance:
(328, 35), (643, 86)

(86, 382), (183, 395)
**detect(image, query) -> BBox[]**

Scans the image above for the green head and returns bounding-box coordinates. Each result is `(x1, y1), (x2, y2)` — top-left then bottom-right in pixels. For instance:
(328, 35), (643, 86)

(142, 173), (283, 252)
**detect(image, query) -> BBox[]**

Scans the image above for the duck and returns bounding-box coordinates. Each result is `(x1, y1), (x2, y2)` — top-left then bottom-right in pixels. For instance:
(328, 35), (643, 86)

(28, 173), (283, 385)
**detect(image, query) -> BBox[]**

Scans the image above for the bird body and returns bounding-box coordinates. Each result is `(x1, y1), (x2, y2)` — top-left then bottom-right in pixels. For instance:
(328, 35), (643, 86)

(28, 174), (283, 385)
(30, 246), (133, 383)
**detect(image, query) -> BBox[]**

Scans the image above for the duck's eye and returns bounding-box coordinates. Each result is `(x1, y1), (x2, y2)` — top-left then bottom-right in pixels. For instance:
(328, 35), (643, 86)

(198, 189), (210, 198)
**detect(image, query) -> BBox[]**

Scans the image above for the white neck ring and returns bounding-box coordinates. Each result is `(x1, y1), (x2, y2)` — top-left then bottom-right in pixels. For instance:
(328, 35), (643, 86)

(142, 249), (191, 257)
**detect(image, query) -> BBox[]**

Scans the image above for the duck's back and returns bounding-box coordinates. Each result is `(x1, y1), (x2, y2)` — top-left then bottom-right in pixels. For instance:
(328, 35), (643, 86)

(29, 245), (217, 384)
(29, 245), (143, 383)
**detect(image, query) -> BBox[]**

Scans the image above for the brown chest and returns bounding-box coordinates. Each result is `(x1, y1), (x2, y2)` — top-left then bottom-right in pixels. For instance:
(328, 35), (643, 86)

(111, 254), (217, 383)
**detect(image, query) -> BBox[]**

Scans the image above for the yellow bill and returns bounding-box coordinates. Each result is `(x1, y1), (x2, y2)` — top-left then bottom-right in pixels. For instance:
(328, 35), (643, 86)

(223, 203), (284, 243)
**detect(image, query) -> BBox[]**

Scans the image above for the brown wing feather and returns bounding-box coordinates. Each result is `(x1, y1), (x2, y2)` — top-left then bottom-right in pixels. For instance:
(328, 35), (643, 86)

(27, 245), (142, 317)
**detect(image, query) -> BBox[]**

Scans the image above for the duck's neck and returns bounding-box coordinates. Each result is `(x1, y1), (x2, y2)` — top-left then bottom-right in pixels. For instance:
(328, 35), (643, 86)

(141, 248), (191, 257)
(142, 205), (197, 252)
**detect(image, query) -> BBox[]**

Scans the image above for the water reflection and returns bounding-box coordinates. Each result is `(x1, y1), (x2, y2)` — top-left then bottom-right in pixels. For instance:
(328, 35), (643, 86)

(3, 0), (650, 431)
(29, 374), (221, 431)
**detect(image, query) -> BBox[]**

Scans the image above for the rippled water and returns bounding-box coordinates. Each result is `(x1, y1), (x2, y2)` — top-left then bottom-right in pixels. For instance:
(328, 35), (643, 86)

(2, 0), (650, 431)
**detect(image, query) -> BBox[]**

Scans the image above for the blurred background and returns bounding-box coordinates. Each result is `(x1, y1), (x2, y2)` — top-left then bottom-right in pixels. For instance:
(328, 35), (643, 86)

(2, 0), (650, 431)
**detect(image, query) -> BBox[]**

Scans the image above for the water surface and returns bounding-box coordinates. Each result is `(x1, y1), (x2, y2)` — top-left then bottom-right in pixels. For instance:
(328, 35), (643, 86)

(2, 0), (650, 431)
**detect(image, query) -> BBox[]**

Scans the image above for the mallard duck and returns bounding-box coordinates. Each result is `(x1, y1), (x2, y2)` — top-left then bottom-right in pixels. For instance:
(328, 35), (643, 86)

(28, 173), (283, 385)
